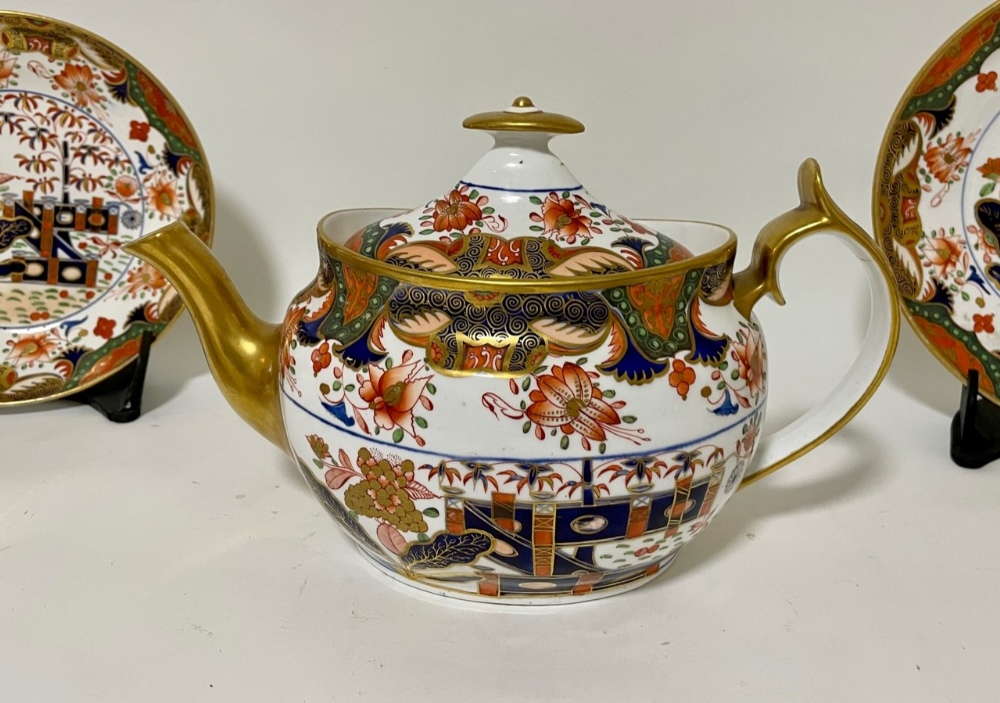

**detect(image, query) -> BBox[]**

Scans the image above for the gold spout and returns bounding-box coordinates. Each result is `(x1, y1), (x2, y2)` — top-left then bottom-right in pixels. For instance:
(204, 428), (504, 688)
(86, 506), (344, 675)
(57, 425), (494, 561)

(123, 222), (290, 455)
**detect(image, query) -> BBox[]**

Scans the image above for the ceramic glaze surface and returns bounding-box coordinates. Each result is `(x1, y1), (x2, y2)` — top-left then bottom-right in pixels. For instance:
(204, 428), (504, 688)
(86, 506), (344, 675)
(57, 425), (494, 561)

(281, 216), (764, 601)
(0, 13), (211, 403)
(124, 96), (898, 604)
(877, 5), (1000, 401)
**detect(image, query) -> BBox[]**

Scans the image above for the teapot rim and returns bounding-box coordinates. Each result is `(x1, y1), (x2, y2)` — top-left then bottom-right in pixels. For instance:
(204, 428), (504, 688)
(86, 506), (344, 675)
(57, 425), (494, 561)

(316, 208), (738, 294)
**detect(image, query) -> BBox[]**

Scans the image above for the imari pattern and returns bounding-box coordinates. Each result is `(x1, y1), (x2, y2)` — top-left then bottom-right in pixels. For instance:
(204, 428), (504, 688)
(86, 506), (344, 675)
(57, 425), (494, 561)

(0, 14), (211, 402)
(877, 6), (1000, 399)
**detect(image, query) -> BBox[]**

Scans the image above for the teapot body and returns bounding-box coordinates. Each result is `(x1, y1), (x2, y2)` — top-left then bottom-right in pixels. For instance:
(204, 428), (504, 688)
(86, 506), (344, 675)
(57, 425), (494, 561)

(276, 210), (765, 603)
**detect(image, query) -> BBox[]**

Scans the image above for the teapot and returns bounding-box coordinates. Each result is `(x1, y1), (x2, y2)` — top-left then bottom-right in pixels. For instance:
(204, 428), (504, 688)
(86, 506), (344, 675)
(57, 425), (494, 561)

(124, 98), (899, 604)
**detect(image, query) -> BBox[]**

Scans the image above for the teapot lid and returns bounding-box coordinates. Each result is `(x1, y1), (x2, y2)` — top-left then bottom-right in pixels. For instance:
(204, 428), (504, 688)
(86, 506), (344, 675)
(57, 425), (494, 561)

(345, 97), (692, 279)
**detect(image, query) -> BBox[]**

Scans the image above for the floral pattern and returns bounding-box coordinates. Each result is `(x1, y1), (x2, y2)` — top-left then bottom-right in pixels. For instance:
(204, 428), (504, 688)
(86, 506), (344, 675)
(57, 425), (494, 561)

(528, 192), (599, 244)
(317, 348), (436, 446)
(307, 439), (439, 555)
(482, 361), (646, 452)
(876, 10), (1000, 404)
(0, 13), (212, 403)
(418, 184), (506, 235)
(52, 63), (103, 109)
(920, 131), (980, 207)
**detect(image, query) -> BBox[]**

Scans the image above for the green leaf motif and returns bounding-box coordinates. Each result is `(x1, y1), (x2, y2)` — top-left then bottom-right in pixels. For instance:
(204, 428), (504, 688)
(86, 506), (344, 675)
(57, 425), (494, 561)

(392, 428), (405, 443)
(982, 182), (996, 197)
(426, 383), (437, 395)
(422, 507), (440, 518)
(529, 196), (543, 205)
(560, 435), (570, 450)
(415, 416), (428, 429)
(401, 530), (493, 570)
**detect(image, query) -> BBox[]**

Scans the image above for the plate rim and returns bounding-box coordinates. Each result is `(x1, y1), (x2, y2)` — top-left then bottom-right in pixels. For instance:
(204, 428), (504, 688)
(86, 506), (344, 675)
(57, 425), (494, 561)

(872, 1), (1000, 405)
(0, 10), (215, 407)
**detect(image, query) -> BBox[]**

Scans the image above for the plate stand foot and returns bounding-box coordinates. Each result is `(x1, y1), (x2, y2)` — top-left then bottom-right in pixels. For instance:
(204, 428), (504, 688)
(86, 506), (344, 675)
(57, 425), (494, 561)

(951, 369), (1000, 468)
(69, 330), (154, 423)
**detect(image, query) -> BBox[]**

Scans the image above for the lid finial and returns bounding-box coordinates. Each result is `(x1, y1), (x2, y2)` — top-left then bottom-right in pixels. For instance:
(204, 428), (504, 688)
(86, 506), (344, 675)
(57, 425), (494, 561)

(462, 97), (584, 134)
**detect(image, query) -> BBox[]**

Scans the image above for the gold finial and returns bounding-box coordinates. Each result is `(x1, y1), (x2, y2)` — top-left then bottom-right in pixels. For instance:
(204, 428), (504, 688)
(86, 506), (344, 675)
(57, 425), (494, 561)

(462, 97), (584, 134)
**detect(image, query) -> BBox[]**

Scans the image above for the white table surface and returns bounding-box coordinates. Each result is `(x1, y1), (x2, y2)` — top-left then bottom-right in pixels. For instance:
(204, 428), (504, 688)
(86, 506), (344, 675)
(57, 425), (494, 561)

(2, 1), (999, 700)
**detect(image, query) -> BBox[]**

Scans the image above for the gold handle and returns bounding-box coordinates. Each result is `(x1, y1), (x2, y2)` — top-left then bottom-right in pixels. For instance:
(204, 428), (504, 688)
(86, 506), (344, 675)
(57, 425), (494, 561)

(733, 159), (899, 487)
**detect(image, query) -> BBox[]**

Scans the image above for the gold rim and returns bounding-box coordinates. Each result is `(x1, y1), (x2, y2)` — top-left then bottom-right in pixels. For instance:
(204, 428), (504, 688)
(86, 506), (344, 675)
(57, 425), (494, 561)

(317, 209), (738, 293)
(733, 158), (901, 489)
(0, 11), (215, 408)
(872, 2), (1000, 406)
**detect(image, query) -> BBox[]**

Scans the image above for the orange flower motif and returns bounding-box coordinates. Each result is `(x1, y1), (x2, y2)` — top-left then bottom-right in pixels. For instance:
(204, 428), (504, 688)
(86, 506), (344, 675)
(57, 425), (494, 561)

(732, 328), (764, 398)
(358, 357), (432, 440)
(5, 332), (58, 365)
(924, 133), (974, 184)
(974, 313), (995, 334)
(979, 157), (1000, 180)
(0, 50), (15, 85)
(525, 363), (622, 442)
(311, 341), (332, 374)
(432, 189), (482, 232)
(532, 193), (595, 243)
(53, 63), (103, 108)
(668, 359), (696, 399)
(923, 230), (965, 276)
(94, 317), (116, 340)
(146, 173), (181, 218)
(113, 174), (140, 200)
(124, 262), (167, 296)
(977, 71), (998, 93)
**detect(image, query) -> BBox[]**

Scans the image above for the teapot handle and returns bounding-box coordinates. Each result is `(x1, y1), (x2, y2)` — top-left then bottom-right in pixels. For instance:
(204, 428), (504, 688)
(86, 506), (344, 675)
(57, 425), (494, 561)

(731, 158), (899, 488)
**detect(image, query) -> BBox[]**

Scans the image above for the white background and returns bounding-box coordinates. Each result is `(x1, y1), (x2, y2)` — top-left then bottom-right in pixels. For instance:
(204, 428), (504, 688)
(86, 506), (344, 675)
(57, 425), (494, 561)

(2, 1), (999, 701)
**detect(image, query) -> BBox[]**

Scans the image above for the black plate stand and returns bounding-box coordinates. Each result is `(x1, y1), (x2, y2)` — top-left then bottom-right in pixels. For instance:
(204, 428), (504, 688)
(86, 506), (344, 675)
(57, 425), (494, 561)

(68, 330), (154, 423)
(951, 369), (1000, 468)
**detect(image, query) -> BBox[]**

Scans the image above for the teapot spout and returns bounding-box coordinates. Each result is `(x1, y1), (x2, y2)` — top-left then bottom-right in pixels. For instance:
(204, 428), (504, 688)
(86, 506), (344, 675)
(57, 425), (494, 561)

(123, 223), (289, 455)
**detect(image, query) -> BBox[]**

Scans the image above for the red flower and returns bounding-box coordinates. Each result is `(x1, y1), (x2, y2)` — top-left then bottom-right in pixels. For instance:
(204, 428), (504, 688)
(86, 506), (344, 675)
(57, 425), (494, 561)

(94, 317), (116, 340)
(974, 313), (995, 334)
(358, 357), (432, 440)
(311, 341), (332, 374)
(130, 120), (150, 141)
(531, 193), (595, 243)
(668, 359), (696, 399)
(431, 189), (482, 232)
(925, 133), (974, 185)
(977, 71), (998, 93)
(525, 363), (622, 442)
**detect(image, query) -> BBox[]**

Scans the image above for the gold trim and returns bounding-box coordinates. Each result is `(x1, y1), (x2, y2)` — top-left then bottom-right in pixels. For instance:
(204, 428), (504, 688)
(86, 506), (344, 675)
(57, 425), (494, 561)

(123, 222), (289, 455)
(462, 96), (585, 134)
(871, 2), (1000, 405)
(0, 11), (216, 408)
(736, 159), (900, 488)
(318, 211), (738, 294)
